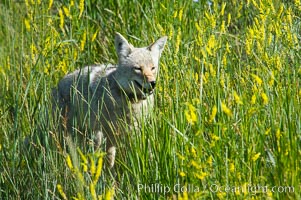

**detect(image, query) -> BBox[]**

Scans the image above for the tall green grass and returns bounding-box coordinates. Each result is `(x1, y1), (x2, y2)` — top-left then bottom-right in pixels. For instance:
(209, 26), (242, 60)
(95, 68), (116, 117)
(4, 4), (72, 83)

(0, 0), (300, 199)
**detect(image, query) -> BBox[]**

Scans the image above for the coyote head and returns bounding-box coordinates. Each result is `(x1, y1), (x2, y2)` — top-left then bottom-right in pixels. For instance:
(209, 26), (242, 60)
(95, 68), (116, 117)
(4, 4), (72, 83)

(114, 32), (167, 100)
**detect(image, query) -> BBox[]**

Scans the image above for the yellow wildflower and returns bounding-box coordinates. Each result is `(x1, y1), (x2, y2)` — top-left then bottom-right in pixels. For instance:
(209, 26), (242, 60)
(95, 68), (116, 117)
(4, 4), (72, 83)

(176, 153), (185, 161)
(79, 0), (85, 18)
(267, 190), (273, 198)
(184, 102), (197, 125)
(24, 18), (31, 31)
(42, 37), (51, 56)
(227, 13), (231, 26)
(57, 184), (67, 200)
(0, 66), (4, 76)
(275, 55), (282, 70)
(173, 10), (178, 18)
(30, 43), (37, 61)
(192, 98), (200, 105)
(201, 73), (208, 84)
(286, 8), (292, 26)
(58, 60), (68, 74)
(220, 20), (226, 33)
(182, 190), (188, 200)
(209, 63), (216, 77)
(226, 42), (231, 53)
(80, 30), (87, 51)
(195, 22), (201, 33)
(252, 152), (261, 162)
(251, 94), (256, 105)
(221, 102), (232, 117)
(77, 148), (88, 164)
(89, 155), (96, 176)
(251, 74), (262, 86)
(190, 160), (201, 169)
(160, 3), (167, 10)
(245, 38), (252, 55)
(267, 32), (273, 46)
(191, 147), (197, 157)
(256, 40), (263, 54)
(235, 188), (241, 196)
(208, 105), (217, 123)
(81, 162), (88, 172)
(233, 91), (243, 105)
(25, 0), (29, 8)
(249, 27), (255, 37)
(58, 8), (64, 31)
(217, 192), (226, 199)
(157, 23), (165, 35)
(206, 46), (212, 56)
(229, 162), (235, 172)
(90, 182), (97, 200)
(276, 129), (281, 140)
(179, 171), (186, 177)
(220, 75), (225, 87)
(269, 72), (275, 87)
(175, 27), (181, 54)
(205, 12), (216, 28)
(261, 92), (269, 105)
(75, 193), (84, 200)
(207, 35), (216, 52)
(105, 188), (115, 200)
(63, 6), (71, 19)
(220, 2), (226, 16)
(193, 55), (201, 63)
(222, 54), (227, 66)
(295, 0), (301, 7)
(265, 128), (271, 135)
(211, 134), (220, 141)
(240, 77), (246, 85)
(207, 156), (213, 166)
(73, 50), (78, 60)
(242, 182), (248, 194)
(194, 171), (207, 180)
(168, 25), (174, 39)
(48, 0), (53, 10)
(66, 154), (73, 170)
(195, 72), (199, 83)
(178, 8), (183, 21)
(93, 155), (103, 184)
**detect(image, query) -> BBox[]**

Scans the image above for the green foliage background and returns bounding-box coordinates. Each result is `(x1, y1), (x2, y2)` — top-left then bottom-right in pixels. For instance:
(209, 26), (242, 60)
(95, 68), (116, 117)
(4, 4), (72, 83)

(0, 0), (300, 199)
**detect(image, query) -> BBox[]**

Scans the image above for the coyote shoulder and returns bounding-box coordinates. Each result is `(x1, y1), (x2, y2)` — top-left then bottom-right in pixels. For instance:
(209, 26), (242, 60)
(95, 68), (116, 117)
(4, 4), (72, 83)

(53, 32), (167, 167)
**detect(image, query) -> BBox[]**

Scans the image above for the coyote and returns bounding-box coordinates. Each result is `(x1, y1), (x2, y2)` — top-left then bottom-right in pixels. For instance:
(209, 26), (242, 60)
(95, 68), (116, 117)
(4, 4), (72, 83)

(52, 32), (167, 167)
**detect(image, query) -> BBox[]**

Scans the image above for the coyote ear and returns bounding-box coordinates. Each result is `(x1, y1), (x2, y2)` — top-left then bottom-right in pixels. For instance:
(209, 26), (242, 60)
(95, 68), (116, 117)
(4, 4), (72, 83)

(115, 32), (133, 58)
(148, 36), (168, 58)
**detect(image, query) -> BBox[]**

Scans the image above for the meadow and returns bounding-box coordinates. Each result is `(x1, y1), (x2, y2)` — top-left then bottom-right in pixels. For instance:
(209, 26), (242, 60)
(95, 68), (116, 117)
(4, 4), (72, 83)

(0, 0), (300, 199)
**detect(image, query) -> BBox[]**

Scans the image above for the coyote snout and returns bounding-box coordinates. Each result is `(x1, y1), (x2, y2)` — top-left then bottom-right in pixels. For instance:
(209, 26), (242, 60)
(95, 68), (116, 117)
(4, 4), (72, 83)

(53, 32), (167, 168)
(131, 64), (157, 97)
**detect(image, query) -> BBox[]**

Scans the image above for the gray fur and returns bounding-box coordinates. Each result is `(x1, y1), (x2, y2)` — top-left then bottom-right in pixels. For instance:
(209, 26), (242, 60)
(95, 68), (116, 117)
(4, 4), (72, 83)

(53, 32), (167, 167)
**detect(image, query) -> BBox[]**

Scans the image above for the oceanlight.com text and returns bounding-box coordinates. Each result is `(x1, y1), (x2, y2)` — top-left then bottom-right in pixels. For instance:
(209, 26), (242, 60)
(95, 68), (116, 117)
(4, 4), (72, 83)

(207, 184), (294, 195)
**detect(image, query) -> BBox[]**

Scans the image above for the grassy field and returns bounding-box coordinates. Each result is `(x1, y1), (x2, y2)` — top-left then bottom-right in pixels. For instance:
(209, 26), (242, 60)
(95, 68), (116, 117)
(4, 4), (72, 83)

(0, 0), (301, 199)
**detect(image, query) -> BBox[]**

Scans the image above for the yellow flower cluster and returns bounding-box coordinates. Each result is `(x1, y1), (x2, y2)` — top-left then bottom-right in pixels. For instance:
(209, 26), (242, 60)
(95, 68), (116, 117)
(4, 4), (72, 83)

(184, 98), (200, 125)
(184, 102), (197, 125)
(58, 149), (110, 200)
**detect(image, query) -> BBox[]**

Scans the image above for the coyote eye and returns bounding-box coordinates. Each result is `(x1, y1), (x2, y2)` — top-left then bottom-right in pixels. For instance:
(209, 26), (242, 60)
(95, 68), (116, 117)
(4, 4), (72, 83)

(134, 67), (142, 72)
(151, 67), (156, 71)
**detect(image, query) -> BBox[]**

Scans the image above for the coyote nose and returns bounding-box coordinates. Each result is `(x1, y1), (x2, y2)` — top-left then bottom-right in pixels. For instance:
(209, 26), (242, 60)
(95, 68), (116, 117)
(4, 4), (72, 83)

(150, 81), (156, 88)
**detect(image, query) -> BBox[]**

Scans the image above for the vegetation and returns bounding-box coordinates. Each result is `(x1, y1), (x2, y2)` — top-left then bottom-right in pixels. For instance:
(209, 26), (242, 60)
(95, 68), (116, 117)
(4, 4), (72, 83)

(0, 0), (300, 199)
